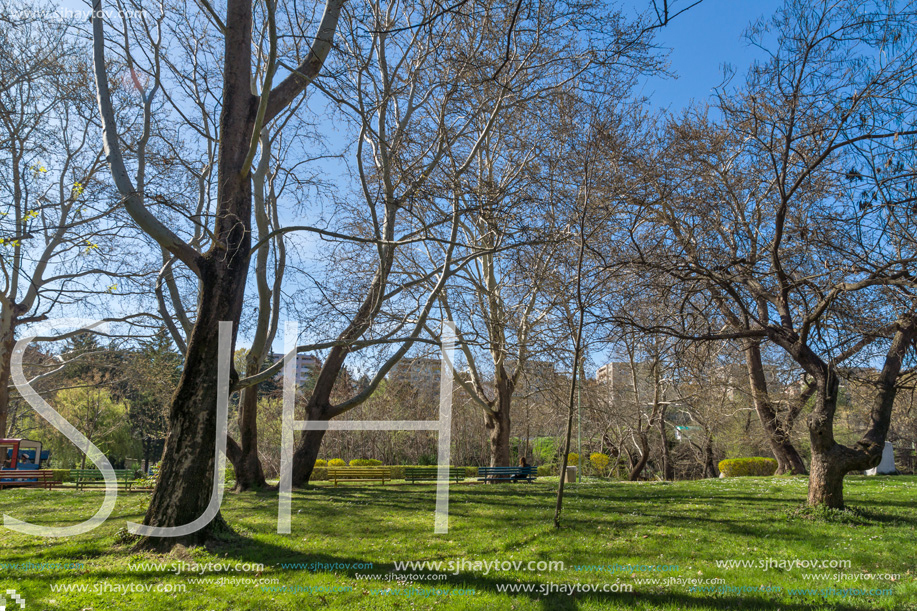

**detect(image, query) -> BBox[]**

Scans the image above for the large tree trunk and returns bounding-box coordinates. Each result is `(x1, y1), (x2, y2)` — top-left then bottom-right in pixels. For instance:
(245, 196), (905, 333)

(484, 372), (513, 467)
(484, 407), (511, 467)
(135, 261), (249, 550)
(805, 371), (846, 507)
(804, 321), (915, 508)
(229, 385), (267, 491)
(135, 0), (256, 548)
(0, 310), (16, 438)
(807, 446), (848, 507)
(745, 343), (808, 475)
(293, 427), (328, 485)
(290, 348), (347, 486)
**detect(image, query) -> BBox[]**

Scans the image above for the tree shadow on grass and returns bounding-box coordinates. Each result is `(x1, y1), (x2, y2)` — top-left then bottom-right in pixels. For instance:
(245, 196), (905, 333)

(203, 536), (893, 611)
(223, 486), (881, 549)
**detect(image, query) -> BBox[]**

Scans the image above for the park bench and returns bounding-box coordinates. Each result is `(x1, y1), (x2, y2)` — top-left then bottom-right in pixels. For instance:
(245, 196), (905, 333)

(477, 465), (537, 483)
(328, 467), (391, 486)
(404, 466), (466, 483)
(0, 470), (60, 490)
(70, 469), (136, 491)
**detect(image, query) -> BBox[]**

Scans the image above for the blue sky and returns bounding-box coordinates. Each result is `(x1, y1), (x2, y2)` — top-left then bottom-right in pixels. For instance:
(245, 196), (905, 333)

(632, 0), (783, 110)
(56, 0), (782, 108)
(47, 0), (788, 363)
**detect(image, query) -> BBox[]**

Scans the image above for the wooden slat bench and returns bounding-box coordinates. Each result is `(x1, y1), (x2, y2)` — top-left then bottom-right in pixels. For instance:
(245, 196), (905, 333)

(70, 469), (136, 491)
(0, 470), (60, 490)
(328, 467), (391, 486)
(477, 466), (537, 483)
(404, 466), (466, 483)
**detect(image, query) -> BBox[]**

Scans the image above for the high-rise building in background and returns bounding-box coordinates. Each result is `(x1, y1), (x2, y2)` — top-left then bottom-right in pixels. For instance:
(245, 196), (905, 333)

(595, 361), (656, 407)
(268, 353), (322, 386)
(389, 356), (442, 396)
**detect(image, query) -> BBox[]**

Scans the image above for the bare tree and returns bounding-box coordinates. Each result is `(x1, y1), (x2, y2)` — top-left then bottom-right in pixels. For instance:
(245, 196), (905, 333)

(620, 0), (917, 507)
(286, 0), (524, 485)
(429, 111), (565, 467)
(0, 5), (149, 437)
(93, 0), (343, 548)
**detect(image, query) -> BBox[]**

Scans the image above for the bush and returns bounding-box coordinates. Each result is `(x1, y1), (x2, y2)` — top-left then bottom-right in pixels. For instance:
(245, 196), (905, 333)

(567, 453), (579, 466)
(47, 469), (71, 483)
(718, 457), (778, 477)
(589, 453), (610, 476)
(464, 466), (478, 478)
(132, 462), (160, 489)
(533, 437), (559, 465)
(537, 464), (558, 476)
(349, 459), (383, 466)
(314, 459), (328, 467)
(327, 458), (346, 467)
(225, 463), (235, 485)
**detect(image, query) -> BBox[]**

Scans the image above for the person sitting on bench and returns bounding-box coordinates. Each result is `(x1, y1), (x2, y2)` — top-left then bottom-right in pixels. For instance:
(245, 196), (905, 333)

(513, 457), (529, 480)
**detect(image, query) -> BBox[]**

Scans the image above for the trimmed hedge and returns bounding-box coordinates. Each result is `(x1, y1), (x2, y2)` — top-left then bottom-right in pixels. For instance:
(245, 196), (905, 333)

(327, 459), (346, 467)
(314, 459), (328, 467)
(308, 465), (481, 481)
(349, 459), (383, 466)
(718, 457), (778, 477)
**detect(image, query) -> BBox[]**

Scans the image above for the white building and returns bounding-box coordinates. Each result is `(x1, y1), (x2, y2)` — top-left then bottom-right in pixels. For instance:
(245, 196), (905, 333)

(268, 353), (322, 386)
(389, 357), (441, 396)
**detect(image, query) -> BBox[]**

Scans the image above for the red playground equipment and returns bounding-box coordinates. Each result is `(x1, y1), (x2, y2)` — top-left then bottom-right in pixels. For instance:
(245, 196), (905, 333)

(0, 439), (50, 470)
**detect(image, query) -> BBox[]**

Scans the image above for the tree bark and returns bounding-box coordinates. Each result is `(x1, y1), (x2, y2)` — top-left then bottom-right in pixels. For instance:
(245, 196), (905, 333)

(135, 260), (249, 550)
(484, 408), (512, 468)
(133, 0), (256, 550)
(703, 437), (717, 478)
(0, 306), (17, 438)
(229, 385), (268, 491)
(484, 371), (513, 467)
(629, 431), (650, 481)
(802, 319), (916, 508)
(657, 402), (672, 480)
(744, 343), (808, 475)
(807, 446), (847, 507)
(290, 347), (347, 486)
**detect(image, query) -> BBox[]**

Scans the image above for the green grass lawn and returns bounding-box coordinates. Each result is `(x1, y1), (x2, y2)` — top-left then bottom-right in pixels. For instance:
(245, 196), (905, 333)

(1, 476), (915, 610)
